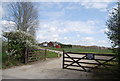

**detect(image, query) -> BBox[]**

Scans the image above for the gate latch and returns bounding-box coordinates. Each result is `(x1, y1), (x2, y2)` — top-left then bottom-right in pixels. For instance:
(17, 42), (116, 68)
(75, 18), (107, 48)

(86, 53), (94, 60)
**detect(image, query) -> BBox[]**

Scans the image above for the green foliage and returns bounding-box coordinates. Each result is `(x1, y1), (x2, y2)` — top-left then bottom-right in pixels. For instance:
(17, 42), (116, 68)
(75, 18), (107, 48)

(106, 2), (120, 69)
(3, 30), (37, 49)
(59, 44), (72, 48)
(2, 30), (37, 67)
(2, 30), (60, 68)
(3, 30), (36, 45)
(106, 2), (120, 48)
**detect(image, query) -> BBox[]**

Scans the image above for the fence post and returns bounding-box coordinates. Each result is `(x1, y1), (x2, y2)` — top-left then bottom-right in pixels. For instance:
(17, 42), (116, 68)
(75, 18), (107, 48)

(45, 49), (47, 60)
(25, 48), (28, 64)
(63, 50), (65, 69)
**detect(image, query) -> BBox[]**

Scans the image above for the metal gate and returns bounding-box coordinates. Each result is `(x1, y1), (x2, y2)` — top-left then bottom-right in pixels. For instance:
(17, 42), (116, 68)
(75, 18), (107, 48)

(62, 51), (117, 72)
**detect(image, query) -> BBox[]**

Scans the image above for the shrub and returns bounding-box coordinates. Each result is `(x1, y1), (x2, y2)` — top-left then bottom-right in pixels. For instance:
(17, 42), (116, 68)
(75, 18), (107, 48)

(2, 30), (37, 63)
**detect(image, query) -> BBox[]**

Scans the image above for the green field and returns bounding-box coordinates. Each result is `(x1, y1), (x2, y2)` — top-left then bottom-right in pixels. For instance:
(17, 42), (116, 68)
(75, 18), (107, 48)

(46, 51), (60, 58)
(45, 47), (114, 54)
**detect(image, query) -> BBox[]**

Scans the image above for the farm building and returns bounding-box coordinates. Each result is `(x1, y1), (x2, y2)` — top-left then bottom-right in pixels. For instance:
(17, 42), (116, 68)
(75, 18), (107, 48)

(56, 45), (61, 48)
(48, 41), (62, 48)
(39, 41), (61, 48)
(38, 42), (48, 47)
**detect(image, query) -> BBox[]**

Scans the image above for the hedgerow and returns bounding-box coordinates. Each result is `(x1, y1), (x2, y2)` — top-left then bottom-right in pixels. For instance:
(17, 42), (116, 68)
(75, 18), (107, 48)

(2, 30), (38, 67)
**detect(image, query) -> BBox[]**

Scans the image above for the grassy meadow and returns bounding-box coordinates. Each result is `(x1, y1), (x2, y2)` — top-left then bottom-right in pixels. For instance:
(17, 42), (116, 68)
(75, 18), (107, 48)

(45, 47), (114, 54)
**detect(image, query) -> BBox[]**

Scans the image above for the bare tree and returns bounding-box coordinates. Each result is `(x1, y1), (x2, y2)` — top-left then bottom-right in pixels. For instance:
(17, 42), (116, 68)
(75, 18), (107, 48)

(7, 2), (38, 36)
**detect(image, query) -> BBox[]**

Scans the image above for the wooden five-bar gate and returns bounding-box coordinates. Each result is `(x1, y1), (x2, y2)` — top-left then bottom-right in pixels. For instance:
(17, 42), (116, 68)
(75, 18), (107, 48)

(24, 48), (47, 64)
(62, 51), (118, 72)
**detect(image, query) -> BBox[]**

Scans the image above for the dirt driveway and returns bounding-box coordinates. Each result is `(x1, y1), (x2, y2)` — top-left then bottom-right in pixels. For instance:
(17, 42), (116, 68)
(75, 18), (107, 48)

(2, 55), (93, 79)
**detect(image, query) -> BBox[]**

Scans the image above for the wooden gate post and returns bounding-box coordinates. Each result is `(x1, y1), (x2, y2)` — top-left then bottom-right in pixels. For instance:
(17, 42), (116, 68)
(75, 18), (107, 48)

(25, 48), (28, 64)
(62, 50), (65, 69)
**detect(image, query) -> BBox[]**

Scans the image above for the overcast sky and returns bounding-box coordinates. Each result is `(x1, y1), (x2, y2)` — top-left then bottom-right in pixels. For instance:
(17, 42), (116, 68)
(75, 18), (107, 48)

(1, 0), (118, 47)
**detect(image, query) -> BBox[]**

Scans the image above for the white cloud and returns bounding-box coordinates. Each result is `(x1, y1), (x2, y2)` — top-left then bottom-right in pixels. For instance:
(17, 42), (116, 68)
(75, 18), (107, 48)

(77, 34), (80, 37)
(44, 2), (113, 12)
(40, 11), (65, 21)
(65, 20), (97, 34)
(80, 2), (109, 12)
(0, 20), (16, 38)
(37, 20), (97, 34)
(59, 36), (111, 47)
(40, 2), (64, 10)
(0, 20), (16, 32)
(68, 37), (111, 47)
(45, 11), (64, 17)
(79, 0), (116, 12)
(82, 37), (94, 41)
(97, 40), (110, 47)
(40, 0), (114, 12)
(0, 3), (3, 18)
(36, 20), (100, 44)
(79, 37), (95, 46)
(1, 20), (15, 25)
(100, 28), (109, 33)
(62, 3), (81, 10)
(1, 0), (116, 2)
(0, 3), (3, 38)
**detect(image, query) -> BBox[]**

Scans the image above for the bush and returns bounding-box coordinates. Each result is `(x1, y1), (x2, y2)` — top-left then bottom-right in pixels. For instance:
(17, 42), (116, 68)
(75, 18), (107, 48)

(2, 30), (37, 64)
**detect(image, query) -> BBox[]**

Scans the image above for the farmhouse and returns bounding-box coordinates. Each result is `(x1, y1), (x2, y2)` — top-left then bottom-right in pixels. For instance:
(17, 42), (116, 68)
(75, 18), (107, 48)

(38, 42), (48, 47)
(39, 41), (61, 48)
(48, 41), (62, 48)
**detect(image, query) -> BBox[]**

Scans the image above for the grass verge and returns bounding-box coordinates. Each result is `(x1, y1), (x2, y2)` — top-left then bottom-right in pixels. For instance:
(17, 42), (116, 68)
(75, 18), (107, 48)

(46, 51), (61, 58)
